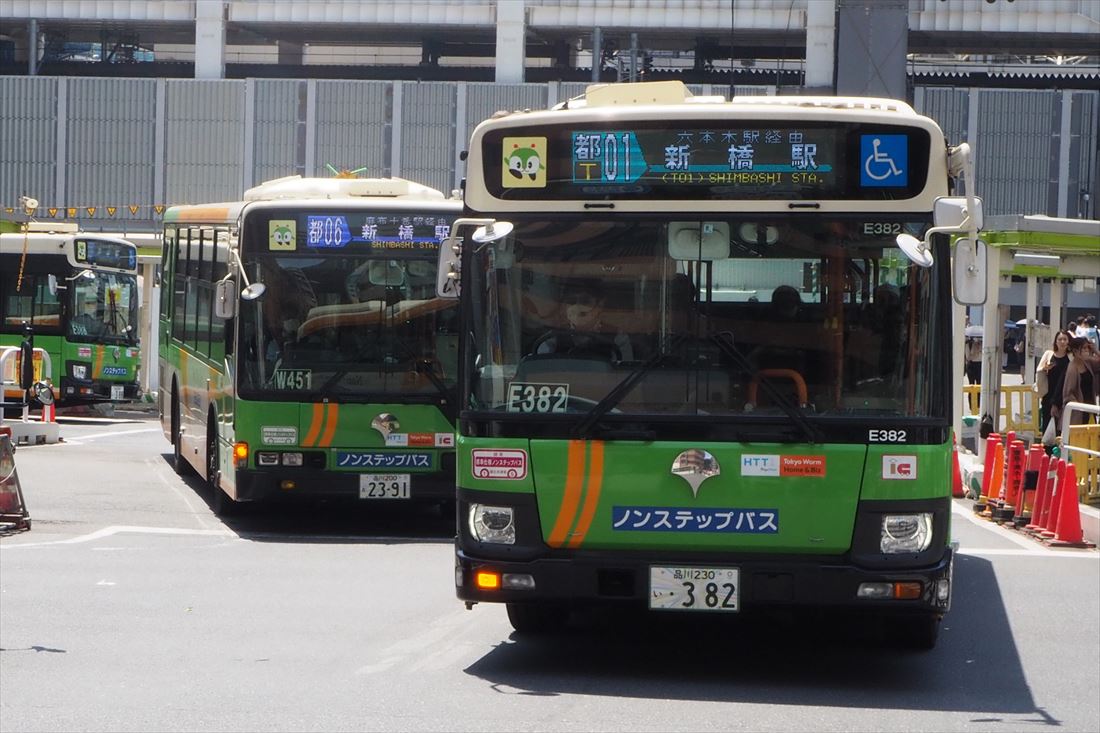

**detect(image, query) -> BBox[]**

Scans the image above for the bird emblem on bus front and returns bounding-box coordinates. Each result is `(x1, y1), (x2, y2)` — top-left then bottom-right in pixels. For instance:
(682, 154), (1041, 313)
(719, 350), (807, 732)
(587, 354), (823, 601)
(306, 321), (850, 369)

(371, 413), (400, 440)
(671, 449), (721, 498)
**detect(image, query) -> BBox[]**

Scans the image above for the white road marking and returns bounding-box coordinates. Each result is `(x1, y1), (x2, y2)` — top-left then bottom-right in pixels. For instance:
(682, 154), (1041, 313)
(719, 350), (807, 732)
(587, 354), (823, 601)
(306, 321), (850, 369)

(0, 524), (237, 549)
(61, 427), (162, 443)
(957, 547), (1098, 559)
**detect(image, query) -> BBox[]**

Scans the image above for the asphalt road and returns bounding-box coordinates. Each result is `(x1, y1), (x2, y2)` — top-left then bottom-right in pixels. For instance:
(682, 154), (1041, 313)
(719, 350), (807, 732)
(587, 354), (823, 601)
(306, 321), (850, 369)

(1, 412), (1098, 733)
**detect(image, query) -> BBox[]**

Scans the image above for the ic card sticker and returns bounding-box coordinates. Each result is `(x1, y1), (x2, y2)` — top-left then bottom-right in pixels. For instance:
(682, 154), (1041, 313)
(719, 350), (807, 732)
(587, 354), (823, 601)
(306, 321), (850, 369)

(882, 455), (917, 480)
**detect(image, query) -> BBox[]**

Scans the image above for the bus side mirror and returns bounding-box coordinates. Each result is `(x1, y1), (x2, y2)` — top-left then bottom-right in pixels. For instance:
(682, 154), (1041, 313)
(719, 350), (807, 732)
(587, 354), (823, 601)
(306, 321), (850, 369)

(953, 238), (988, 306)
(934, 197), (983, 231)
(48, 274), (59, 295)
(436, 236), (462, 299)
(215, 279), (238, 319)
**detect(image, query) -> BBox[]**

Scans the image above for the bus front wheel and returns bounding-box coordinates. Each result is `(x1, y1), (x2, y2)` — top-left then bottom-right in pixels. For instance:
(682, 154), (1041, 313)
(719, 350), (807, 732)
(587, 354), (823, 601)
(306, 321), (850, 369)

(171, 392), (193, 477)
(506, 602), (567, 636)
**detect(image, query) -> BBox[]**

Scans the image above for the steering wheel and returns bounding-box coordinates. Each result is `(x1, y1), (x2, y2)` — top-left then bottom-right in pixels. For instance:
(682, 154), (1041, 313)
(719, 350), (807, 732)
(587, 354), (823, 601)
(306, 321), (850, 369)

(746, 368), (809, 408)
(529, 329), (623, 362)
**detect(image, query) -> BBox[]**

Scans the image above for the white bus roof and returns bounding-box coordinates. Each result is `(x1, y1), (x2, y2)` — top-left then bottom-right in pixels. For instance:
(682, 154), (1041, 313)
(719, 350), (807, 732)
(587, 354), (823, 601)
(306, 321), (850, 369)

(164, 176), (461, 225)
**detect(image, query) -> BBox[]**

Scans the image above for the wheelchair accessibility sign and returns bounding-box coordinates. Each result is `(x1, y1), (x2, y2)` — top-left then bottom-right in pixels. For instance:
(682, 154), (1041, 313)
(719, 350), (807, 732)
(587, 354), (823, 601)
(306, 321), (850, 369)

(861, 135), (907, 187)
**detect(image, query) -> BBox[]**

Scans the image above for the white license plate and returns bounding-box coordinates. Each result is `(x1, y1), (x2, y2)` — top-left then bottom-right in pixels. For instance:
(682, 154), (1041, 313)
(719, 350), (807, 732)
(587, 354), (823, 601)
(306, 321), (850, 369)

(649, 566), (740, 612)
(359, 474), (410, 499)
(110, 385), (124, 401)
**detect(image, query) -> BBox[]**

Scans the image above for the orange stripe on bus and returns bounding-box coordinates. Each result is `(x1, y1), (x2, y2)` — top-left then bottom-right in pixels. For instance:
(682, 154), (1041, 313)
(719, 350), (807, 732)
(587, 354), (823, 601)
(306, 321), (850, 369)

(302, 403), (324, 447)
(175, 207), (230, 222)
(548, 440), (587, 548)
(318, 403), (339, 447)
(93, 346), (105, 378)
(567, 441), (604, 548)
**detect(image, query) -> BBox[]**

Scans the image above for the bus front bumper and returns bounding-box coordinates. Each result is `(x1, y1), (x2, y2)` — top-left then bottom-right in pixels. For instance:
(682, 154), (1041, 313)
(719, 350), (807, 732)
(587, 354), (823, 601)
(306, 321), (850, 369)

(455, 547), (953, 614)
(234, 468), (456, 503)
(60, 376), (141, 403)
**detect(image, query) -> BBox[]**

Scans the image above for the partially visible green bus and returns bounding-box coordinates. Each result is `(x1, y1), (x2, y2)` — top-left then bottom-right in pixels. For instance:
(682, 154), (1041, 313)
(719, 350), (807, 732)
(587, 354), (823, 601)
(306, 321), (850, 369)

(441, 82), (988, 648)
(1, 223), (141, 406)
(159, 176), (462, 515)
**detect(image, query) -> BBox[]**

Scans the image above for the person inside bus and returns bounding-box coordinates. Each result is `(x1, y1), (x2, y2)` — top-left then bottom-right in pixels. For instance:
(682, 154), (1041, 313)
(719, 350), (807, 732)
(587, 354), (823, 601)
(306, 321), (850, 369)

(533, 284), (634, 362)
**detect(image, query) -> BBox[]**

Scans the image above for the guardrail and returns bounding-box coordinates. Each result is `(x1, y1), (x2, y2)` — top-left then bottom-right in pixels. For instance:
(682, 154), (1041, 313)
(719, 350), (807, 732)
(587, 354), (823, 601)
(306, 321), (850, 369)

(0, 346), (54, 406)
(1060, 401), (1100, 506)
(963, 384), (1040, 436)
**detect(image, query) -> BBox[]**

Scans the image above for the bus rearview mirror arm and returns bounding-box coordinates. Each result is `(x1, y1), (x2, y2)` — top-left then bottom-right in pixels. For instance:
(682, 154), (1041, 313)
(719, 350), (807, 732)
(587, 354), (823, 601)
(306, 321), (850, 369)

(436, 217), (505, 299)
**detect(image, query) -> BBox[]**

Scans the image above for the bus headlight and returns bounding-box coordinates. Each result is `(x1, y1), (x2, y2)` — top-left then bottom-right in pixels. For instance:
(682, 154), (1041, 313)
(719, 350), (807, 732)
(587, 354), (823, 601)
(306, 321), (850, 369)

(468, 504), (515, 545)
(72, 364), (87, 380)
(881, 513), (933, 554)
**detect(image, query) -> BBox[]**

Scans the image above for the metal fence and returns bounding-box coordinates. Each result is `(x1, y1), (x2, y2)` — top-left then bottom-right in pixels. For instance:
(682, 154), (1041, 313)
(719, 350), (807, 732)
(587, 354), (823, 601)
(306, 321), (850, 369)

(1, 76), (1097, 232)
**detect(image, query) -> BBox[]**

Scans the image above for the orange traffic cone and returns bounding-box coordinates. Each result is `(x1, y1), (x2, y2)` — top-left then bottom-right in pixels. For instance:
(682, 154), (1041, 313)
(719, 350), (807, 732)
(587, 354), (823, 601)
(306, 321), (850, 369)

(952, 440), (965, 498)
(1048, 463), (1096, 548)
(1040, 459), (1067, 539)
(1024, 454), (1051, 532)
(980, 441), (1005, 519)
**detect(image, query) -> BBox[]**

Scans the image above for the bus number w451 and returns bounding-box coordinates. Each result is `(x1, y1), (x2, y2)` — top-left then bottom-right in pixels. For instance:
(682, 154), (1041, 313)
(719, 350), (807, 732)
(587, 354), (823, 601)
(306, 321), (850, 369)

(272, 369), (312, 390)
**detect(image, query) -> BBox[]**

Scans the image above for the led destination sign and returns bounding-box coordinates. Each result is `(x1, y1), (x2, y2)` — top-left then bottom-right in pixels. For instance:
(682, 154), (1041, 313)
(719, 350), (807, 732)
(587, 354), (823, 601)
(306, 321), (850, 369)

(74, 239), (137, 270)
(486, 121), (930, 202)
(570, 128), (835, 187)
(249, 210), (455, 257)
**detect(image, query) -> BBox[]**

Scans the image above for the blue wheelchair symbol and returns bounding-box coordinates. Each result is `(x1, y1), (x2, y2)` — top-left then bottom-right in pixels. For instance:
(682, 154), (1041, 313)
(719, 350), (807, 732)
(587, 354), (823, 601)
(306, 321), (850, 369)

(860, 135), (908, 187)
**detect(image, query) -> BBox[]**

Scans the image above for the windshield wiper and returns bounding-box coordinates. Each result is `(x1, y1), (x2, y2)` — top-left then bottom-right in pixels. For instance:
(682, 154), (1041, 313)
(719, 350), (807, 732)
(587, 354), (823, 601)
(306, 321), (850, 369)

(705, 332), (821, 444)
(390, 332), (457, 421)
(572, 334), (690, 439)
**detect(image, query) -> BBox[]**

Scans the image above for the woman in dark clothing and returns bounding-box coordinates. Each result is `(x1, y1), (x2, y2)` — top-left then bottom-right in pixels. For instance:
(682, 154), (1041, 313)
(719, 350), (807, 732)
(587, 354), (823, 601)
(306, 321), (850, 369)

(1061, 337), (1100, 425)
(1037, 330), (1073, 430)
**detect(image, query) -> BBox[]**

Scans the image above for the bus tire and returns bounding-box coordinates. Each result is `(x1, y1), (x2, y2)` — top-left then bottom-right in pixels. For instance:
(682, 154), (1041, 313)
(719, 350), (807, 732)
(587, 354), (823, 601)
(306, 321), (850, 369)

(505, 602), (566, 635)
(895, 614), (940, 651)
(207, 422), (235, 517)
(171, 388), (193, 477)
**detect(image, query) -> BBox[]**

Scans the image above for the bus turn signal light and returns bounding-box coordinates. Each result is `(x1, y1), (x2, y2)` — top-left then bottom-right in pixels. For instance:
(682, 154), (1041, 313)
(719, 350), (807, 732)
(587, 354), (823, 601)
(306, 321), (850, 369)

(233, 442), (249, 468)
(475, 571), (501, 590)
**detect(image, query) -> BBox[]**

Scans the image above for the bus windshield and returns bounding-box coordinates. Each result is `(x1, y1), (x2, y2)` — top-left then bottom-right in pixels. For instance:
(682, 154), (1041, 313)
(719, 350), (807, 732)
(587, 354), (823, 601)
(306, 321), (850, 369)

(238, 252), (458, 402)
(464, 216), (946, 431)
(68, 270), (139, 344)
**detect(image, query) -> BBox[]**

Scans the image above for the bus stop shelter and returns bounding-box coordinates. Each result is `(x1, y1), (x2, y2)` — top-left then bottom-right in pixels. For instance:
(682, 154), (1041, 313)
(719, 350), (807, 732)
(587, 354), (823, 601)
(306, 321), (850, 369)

(961, 215), (1100, 456)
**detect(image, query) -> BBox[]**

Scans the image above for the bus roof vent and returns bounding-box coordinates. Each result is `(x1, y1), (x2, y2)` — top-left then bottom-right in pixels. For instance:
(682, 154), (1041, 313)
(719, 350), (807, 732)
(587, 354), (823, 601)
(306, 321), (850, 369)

(244, 175), (446, 201)
(23, 222), (80, 234)
(584, 81), (693, 107)
(729, 96), (915, 115)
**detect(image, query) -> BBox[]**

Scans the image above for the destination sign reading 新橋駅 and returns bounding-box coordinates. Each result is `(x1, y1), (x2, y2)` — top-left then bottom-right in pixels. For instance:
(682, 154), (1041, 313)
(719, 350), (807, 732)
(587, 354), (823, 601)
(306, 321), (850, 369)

(253, 211), (454, 257)
(485, 121), (930, 201)
(570, 128), (835, 188)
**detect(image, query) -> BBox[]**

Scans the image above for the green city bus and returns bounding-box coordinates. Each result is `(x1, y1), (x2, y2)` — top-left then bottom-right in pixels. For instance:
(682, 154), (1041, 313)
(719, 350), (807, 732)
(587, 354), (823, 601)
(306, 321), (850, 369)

(159, 176), (462, 515)
(440, 81), (986, 648)
(1, 223), (141, 406)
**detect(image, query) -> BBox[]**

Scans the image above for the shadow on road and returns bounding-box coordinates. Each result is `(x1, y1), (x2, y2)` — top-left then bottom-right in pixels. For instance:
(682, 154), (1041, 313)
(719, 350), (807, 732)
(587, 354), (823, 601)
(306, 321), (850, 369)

(462, 554), (1047, 719)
